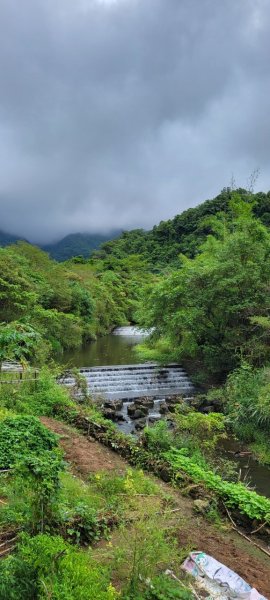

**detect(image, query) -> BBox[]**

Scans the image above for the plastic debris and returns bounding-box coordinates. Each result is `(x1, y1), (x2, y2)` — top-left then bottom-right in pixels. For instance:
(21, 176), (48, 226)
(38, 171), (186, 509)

(182, 551), (267, 600)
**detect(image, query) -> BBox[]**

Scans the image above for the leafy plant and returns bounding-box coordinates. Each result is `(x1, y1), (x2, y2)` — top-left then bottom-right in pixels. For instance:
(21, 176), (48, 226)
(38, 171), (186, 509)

(173, 410), (226, 455)
(0, 415), (64, 532)
(0, 533), (118, 599)
(0, 322), (41, 368)
(142, 421), (174, 454)
(165, 448), (270, 524)
(109, 511), (181, 598)
(0, 415), (60, 469)
(142, 575), (193, 600)
(0, 368), (73, 417)
(138, 196), (270, 378)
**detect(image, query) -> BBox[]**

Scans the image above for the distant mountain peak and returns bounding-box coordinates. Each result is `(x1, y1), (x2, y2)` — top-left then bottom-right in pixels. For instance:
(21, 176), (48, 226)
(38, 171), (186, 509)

(0, 229), (122, 261)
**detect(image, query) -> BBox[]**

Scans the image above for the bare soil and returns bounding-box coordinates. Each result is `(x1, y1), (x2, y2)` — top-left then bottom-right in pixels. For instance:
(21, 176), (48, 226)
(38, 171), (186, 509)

(40, 417), (127, 477)
(41, 417), (270, 597)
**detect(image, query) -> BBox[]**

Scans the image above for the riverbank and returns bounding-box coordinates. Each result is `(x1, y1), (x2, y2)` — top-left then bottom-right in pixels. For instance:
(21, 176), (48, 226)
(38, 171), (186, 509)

(40, 416), (270, 597)
(0, 370), (269, 598)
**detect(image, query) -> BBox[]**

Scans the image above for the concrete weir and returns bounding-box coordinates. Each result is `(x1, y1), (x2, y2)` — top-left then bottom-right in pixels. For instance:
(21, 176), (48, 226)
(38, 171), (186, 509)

(62, 363), (194, 401)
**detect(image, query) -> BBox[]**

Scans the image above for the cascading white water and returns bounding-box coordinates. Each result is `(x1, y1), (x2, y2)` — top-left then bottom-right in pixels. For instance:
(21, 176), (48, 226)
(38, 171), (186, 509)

(113, 326), (154, 337)
(62, 363), (194, 400)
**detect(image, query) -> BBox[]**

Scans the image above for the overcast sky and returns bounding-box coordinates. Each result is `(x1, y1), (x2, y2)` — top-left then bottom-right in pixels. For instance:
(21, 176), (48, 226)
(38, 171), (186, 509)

(0, 0), (269, 242)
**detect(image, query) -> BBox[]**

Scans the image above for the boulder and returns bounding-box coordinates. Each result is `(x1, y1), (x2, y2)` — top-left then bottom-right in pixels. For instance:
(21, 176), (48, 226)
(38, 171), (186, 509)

(103, 408), (117, 421)
(166, 403), (177, 413)
(134, 418), (147, 431)
(193, 499), (211, 514)
(201, 405), (215, 414)
(134, 397), (154, 409)
(159, 402), (169, 414)
(104, 399), (123, 411)
(148, 416), (161, 425)
(103, 406), (126, 422)
(128, 403), (148, 419)
(211, 398), (224, 411)
(166, 396), (180, 406)
(190, 397), (204, 409)
(134, 408), (148, 419)
(115, 412), (126, 422)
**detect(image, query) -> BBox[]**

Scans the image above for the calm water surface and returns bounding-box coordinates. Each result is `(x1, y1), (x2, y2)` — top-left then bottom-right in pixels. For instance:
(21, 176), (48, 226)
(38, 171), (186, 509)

(60, 332), (145, 367)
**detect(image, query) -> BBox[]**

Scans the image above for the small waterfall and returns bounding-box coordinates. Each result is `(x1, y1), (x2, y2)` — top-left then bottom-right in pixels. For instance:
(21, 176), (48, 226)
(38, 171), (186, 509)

(62, 363), (194, 401)
(113, 326), (154, 337)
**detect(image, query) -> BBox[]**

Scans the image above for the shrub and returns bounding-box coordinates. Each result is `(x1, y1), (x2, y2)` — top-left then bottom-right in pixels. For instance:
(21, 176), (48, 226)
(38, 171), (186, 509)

(0, 533), (118, 600)
(142, 574), (193, 600)
(224, 364), (270, 436)
(0, 415), (60, 469)
(92, 469), (158, 500)
(109, 511), (181, 598)
(173, 410), (226, 455)
(166, 448), (270, 524)
(142, 421), (174, 454)
(0, 416), (64, 532)
(0, 368), (73, 417)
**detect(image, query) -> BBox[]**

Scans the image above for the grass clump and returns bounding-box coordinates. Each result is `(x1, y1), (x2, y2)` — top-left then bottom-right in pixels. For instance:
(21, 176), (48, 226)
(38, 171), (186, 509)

(0, 533), (118, 600)
(92, 469), (158, 500)
(0, 368), (73, 417)
(104, 507), (187, 600)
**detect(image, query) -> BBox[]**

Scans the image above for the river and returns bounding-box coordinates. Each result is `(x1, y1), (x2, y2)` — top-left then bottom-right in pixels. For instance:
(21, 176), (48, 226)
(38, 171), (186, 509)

(60, 328), (144, 368)
(60, 327), (270, 498)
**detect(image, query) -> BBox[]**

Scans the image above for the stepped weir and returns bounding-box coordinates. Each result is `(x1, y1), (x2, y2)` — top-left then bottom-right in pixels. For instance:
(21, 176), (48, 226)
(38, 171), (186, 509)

(62, 363), (194, 401)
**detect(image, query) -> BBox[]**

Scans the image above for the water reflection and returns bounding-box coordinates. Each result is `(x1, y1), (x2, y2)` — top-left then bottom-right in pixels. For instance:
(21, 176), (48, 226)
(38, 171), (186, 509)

(60, 332), (145, 368)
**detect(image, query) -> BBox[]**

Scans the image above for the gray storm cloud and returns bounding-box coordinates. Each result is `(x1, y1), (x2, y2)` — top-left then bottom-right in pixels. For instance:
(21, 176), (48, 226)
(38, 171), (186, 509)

(0, 0), (269, 242)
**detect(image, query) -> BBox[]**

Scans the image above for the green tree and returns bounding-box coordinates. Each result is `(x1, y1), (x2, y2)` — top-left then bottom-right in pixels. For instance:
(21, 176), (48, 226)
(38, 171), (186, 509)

(0, 322), (41, 369)
(0, 249), (36, 322)
(139, 198), (270, 379)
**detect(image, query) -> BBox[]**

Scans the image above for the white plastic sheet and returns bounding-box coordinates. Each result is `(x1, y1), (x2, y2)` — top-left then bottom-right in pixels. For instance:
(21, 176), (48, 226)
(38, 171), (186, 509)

(182, 551), (267, 600)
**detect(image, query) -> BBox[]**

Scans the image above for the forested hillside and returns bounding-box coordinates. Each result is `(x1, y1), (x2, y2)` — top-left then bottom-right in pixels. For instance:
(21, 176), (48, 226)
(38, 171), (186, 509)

(0, 230), (25, 247)
(42, 231), (121, 261)
(0, 241), (150, 364)
(0, 230), (121, 261)
(93, 188), (270, 269)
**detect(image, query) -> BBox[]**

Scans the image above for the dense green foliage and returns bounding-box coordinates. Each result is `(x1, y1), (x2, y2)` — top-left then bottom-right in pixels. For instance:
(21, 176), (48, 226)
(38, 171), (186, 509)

(209, 363), (270, 464)
(0, 241), (149, 362)
(0, 368), (73, 416)
(134, 192), (270, 460)
(0, 412), (64, 533)
(0, 534), (117, 600)
(138, 198), (270, 380)
(93, 188), (270, 270)
(43, 231), (121, 261)
(165, 448), (270, 524)
(0, 414), (60, 469)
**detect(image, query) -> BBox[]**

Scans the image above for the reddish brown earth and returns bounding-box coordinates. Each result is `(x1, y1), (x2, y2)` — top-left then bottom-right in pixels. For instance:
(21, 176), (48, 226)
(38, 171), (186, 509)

(41, 417), (270, 597)
(40, 417), (127, 477)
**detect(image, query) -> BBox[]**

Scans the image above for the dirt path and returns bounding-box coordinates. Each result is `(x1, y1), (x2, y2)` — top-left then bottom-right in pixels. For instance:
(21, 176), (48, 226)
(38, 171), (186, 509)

(41, 417), (270, 597)
(40, 417), (127, 477)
